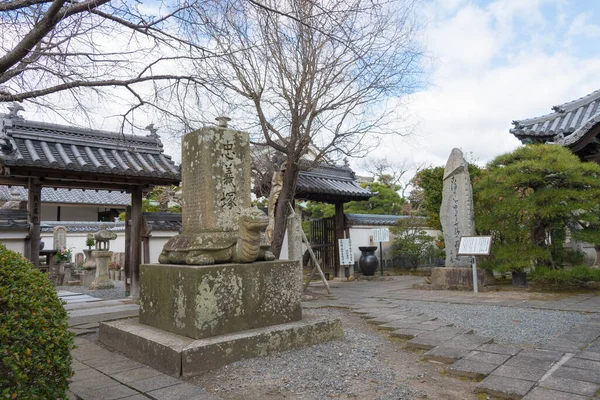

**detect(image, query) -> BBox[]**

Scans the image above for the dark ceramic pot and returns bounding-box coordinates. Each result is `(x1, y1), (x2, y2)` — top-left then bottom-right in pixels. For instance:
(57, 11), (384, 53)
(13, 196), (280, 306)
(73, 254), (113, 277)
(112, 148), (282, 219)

(358, 246), (379, 276)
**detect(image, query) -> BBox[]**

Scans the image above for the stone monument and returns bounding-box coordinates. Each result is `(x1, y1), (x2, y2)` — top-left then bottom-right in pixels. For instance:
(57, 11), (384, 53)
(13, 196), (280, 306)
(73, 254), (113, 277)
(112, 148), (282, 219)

(99, 118), (341, 377)
(88, 224), (116, 290)
(50, 226), (68, 285)
(159, 116), (273, 265)
(417, 148), (495, 290)
(440, 148), (475, 267)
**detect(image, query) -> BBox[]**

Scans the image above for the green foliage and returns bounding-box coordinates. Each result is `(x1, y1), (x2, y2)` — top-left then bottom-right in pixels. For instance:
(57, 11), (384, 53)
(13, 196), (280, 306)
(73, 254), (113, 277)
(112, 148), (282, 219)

(0, 244), (74, 399)
(411, 164), (482, 230)
(344, 182), (404, 215)
(300, 202), (335, 234)
(391, 216), (440, 269)
(530, 265), (600, 285)
(85, 234), (95, 249)
(54, 246), (73, 263)
(475, 144), (600, 273)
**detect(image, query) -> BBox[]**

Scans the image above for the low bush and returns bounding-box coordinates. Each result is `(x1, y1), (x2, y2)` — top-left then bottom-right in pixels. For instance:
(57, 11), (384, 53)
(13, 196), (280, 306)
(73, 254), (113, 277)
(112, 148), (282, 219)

(530, 265), (600, 286)
(0, 244), (74, 399)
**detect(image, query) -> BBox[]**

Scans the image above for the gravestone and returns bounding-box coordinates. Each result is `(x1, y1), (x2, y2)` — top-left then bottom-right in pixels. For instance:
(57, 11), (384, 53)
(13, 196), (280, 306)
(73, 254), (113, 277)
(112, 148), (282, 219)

(50, 226), (67, 284)
(100, 118), (341, 377)
(53, 226), (67, 252)
(440, 148), (475, 268)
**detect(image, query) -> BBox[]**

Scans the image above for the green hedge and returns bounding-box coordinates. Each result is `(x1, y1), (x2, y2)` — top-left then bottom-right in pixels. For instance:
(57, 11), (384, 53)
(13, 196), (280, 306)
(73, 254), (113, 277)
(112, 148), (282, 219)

(0, 244), (74, 399)
(530, 265), (600, 286)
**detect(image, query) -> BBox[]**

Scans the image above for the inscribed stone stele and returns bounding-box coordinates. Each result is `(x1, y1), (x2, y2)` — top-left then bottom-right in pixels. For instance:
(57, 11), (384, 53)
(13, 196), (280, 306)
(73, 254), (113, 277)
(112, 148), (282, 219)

(440, 148), (475, 267)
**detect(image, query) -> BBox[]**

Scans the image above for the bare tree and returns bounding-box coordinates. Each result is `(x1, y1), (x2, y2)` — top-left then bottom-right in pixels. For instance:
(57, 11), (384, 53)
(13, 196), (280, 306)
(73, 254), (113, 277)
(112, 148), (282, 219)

(0, 0), (218, 129)
(360, 156), (427, 198)
(183, 0), (424, 257)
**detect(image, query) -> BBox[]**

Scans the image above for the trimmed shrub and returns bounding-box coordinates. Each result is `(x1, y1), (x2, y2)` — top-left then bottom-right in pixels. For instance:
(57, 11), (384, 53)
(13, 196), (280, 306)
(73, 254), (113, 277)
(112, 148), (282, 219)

(530, 265), (600, 286)
(0, 244), (74, 399)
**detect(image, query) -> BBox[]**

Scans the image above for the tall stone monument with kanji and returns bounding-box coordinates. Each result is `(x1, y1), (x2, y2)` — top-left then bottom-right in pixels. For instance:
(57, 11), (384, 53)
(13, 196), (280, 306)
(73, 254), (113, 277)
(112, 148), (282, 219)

(99, 118), (341, 377)
(440, 148), (475, 267)
(417, 148), (495, 290)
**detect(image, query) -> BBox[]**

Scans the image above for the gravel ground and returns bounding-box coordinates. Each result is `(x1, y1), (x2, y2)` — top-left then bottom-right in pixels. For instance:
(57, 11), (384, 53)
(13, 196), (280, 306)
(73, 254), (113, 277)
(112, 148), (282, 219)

(388, 299), (586, 346)
(192, 308), (421, 400)
(57, 280), (127, 300)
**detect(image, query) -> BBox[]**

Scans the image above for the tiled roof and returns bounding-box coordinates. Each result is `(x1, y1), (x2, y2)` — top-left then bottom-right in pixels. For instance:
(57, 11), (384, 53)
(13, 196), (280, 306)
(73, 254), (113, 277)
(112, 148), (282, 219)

(40, 221), (125, 233)
(345, 213), (422, 226)
(0, 185), (130, 206)
(510, 89), (600, 146)
(143, 212), (182, 231)
(296, 164), (373, 201)
(0, 209), (28, 230)
(0, 108), (180, 181)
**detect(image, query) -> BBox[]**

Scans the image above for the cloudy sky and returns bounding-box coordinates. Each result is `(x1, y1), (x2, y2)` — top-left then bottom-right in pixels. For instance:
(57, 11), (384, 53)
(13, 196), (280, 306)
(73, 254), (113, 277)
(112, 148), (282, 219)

(360, 0), (600, 174)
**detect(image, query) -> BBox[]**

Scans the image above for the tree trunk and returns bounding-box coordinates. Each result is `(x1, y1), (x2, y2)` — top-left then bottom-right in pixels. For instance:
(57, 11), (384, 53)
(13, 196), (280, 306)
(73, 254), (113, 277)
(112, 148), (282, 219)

(270, 161), (300, 258)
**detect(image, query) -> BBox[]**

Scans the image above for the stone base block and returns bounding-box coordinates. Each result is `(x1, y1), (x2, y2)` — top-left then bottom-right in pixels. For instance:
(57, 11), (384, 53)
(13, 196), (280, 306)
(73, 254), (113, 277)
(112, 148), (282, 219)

(139, 260), (302, 339)
(99, 314), (343, 377)
(414, 267), (496, 291)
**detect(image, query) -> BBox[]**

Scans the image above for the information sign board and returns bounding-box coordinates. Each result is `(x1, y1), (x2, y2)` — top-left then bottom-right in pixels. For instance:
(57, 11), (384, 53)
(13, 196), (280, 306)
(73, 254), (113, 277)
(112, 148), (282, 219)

(373, 228), (390, 243)
(458, 236), (492, 256)
(338, 238), (354, 265)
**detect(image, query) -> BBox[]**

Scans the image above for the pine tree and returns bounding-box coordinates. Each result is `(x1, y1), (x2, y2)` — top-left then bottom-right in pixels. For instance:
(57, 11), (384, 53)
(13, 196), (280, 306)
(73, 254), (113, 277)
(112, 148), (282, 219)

(475, 144), (600, 273)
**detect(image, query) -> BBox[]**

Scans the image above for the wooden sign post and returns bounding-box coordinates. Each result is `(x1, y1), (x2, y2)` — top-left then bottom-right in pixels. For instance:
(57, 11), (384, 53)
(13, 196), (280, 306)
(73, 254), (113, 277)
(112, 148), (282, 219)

(458, 236), (492, 294)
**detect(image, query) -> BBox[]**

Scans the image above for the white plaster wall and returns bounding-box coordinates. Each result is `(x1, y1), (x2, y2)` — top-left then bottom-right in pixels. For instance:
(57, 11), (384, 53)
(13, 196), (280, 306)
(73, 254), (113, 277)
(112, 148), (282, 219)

(147, 231), (178, 264)
(40, 231), (126, 254)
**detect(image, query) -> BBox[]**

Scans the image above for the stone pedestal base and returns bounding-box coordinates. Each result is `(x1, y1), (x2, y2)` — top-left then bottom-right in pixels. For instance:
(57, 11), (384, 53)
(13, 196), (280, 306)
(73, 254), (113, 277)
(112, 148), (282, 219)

(140, 261), (302, 339)
(99, 314), (342, 377)
(414, 267), (496, 291)
(89, 250), (114, 290)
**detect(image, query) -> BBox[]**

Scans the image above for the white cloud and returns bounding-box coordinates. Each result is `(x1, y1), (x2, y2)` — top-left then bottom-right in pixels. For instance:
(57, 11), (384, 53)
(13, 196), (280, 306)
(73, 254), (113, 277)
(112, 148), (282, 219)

(353, 0), (600, 182)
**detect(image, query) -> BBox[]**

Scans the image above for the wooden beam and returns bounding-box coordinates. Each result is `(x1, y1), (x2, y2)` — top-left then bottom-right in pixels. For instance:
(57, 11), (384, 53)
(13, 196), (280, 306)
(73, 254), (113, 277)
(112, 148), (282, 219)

(334, 202), (344, 278)
(124, 206), (131, 296)
(27, 178), (41, 268)
(129, 187), (143, 299)
(7, 167), (179, 187)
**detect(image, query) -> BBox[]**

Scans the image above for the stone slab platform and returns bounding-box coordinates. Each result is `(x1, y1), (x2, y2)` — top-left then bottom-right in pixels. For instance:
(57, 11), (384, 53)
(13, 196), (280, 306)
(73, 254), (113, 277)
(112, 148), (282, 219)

(99, 315), (342, 378)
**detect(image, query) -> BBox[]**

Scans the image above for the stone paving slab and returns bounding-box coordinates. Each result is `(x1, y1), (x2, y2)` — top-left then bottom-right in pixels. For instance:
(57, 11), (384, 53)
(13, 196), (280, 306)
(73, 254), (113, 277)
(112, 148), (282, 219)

(476, 343), (521, 356)
(492, 364), (547, 382)
(147, 383), (221, 400)
(377, 317), (441, 331)
(442, 334), (493, 350)
(565, 357), (600, 370)
(447, 359), (499, 379)
(74, 383), (139, 400)
(504, 355), (558, 371)
(464, 350), (512, 365)
(423, 346), (471, 364)
(539, 375), (600, 397)
(367, 314), (413, 325)
(523, 387), (590, 400)
(553, 366), (600, 384)
(406, 330), (456, 350)
(514, 348), (564, 362)
(577, 351), (600, 361)
(389, 328), (427, 339)
(477, 375), (536, 400)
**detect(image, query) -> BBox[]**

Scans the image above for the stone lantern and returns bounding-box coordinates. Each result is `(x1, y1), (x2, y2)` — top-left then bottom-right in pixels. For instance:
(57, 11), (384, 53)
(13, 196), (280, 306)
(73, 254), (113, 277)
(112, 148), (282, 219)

(89, 224), (117, 290)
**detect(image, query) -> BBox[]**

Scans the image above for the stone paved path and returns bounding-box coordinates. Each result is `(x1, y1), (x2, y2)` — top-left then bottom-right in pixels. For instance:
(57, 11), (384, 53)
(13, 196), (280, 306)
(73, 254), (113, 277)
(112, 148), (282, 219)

(64, 277), (600, 400)
(304, 277), (600, 400)
(64, 290), (221, 400)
